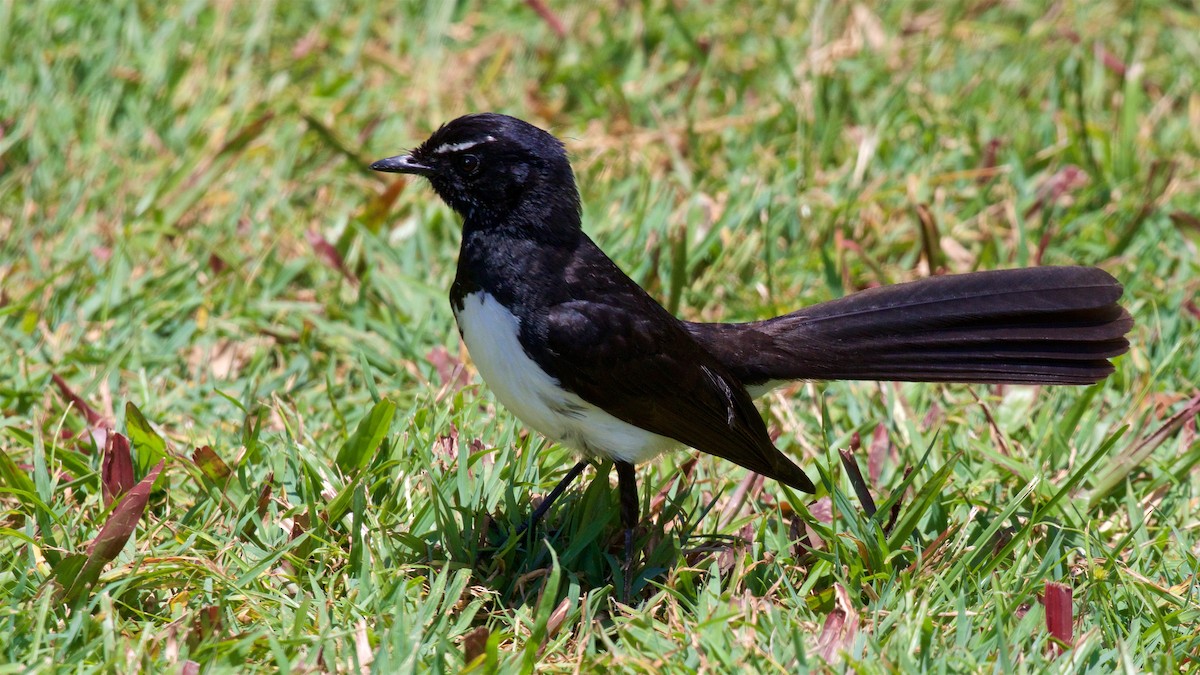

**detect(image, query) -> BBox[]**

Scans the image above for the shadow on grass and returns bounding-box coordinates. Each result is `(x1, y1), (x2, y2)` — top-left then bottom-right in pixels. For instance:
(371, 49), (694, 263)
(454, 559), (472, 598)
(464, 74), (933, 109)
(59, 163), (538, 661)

(394, 460), (766, 609)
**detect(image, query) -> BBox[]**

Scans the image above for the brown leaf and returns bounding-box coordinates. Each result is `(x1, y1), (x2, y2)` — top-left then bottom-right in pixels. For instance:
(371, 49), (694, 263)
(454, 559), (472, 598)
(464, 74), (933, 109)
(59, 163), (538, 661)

(426, 346), (470, 393)
(257, 473), (274, 519)
(359, 177), (408, 229)
(187, 606), (223, 650)
(913, 203), (944, 273)
(815, 583), (860, 665)
(434, 424), (460, 471)
(1044, 581), (1073, 655)
(290, 510), (310, 541)
(544, 597), (571, 643)
(207, 253), (229, 274)
(790, 513), (814, 557)
(192, 445), (232, 483)
(101, 433), (135, 507)
(462, 626), (489, 665)
(1169, 211), (1200, 231)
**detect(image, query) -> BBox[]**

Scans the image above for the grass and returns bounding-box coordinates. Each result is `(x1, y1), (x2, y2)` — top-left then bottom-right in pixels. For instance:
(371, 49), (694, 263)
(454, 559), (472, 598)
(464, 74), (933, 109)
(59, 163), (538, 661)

(2, 0), (1199, 671)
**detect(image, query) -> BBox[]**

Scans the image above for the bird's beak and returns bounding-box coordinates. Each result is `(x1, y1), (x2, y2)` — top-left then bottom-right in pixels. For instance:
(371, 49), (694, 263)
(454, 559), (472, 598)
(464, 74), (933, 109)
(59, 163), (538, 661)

(370, 154), (434, 176)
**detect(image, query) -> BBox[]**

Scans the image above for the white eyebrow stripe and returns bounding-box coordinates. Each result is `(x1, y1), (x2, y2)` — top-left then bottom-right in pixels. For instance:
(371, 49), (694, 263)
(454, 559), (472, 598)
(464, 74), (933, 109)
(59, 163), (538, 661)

(432, 135), (496, 154)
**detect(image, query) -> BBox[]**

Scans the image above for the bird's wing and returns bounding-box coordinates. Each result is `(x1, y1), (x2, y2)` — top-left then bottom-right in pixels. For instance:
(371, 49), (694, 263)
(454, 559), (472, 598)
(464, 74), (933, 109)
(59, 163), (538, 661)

(524, 298), (814, 492)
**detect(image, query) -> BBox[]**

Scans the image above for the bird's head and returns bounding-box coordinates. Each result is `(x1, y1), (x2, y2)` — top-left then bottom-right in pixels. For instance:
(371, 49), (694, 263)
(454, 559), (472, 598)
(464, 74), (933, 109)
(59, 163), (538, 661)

(371, 113), (580, 229)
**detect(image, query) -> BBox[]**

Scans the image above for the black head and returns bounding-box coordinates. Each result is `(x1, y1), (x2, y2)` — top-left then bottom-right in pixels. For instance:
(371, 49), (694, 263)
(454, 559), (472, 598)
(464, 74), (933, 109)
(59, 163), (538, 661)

(371, 113), (580, 229)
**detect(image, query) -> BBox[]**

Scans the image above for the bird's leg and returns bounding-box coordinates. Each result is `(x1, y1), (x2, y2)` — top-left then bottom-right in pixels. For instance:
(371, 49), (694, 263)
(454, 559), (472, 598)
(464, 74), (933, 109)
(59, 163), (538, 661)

(615, 461), (639, 600)
(516, 460), (589, 536)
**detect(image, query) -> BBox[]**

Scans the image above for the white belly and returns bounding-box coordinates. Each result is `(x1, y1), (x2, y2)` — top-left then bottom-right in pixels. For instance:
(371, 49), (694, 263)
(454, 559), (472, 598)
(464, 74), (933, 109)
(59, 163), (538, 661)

(453, 291), (679, 464)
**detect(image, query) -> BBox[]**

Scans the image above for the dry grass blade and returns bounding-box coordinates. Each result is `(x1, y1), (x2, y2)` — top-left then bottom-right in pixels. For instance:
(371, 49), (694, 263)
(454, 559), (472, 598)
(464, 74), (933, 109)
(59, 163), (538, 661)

(1089, 393), (1200, 508)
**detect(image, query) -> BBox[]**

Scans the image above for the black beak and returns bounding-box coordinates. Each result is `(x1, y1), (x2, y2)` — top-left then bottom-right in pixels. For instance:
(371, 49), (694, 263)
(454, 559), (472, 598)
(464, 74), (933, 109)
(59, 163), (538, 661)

(370, 154), (435, 176)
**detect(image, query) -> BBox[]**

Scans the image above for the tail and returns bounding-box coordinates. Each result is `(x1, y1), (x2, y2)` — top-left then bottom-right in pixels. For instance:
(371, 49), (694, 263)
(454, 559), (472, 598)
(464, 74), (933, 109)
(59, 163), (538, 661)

(684, 267), (1132, 388)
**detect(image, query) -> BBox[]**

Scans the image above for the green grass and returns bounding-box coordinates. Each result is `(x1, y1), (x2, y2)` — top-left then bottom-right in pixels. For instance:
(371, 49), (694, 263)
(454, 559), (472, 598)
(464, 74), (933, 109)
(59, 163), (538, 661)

(2, 0), (1199, 671)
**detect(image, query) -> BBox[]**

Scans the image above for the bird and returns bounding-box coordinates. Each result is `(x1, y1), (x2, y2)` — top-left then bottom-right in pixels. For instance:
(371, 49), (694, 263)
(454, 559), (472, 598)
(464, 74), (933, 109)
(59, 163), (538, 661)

(371, 112), (1132, 583)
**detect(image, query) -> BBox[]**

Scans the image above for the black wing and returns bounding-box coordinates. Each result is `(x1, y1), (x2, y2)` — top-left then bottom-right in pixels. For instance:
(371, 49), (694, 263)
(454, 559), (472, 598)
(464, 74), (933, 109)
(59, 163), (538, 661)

(523, 297), (815, 492)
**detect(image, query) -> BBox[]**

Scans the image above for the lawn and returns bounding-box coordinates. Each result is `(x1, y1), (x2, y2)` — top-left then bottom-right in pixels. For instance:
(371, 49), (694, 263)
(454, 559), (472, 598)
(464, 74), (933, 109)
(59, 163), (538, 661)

(2, 0), (1199, 672)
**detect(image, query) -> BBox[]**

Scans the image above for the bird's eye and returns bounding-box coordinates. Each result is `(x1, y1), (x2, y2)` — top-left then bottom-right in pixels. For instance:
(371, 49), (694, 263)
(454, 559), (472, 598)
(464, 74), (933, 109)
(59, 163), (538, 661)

(456, 154), (480, 175)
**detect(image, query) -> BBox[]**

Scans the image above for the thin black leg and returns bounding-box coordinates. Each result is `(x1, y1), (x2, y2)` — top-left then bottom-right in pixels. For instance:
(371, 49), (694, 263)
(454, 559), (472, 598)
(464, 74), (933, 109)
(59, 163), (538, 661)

(615, 461), (639, 600)
(517, 460), (589, 536)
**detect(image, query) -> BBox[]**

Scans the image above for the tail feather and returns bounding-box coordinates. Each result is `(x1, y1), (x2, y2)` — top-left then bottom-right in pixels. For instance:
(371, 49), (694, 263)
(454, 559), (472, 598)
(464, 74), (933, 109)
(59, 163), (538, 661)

(685, 267), (1132, 387)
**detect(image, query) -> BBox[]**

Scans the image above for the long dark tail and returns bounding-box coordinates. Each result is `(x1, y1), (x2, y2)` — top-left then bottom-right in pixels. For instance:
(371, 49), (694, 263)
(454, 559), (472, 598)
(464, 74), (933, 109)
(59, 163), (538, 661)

(685, 267), (1132, 387)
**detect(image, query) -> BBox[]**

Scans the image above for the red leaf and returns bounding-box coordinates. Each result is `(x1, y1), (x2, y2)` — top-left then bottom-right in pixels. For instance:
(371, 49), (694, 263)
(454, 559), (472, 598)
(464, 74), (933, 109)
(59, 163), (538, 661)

(524, 0), (566, 38)
(426, 346), (470, 392)
(306, 229), (358, 285)
(101, 433), (135, 506)
(51, 373), (110, 447)
(867, 422), (890, 483)
(59, 461), (165, 603)
(1025, 165), (1089, 218)
(978, 138), (1003, 184)
(1044, 581), (1073, 655)
(809, 496), (833, 524)
(815, 583), (860, 665)
(208, 253), (229, 274)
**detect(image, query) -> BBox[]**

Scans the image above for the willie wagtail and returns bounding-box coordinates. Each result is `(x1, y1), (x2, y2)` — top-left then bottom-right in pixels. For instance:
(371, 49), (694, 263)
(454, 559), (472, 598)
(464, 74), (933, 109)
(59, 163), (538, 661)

(371, 113), (1132, 574)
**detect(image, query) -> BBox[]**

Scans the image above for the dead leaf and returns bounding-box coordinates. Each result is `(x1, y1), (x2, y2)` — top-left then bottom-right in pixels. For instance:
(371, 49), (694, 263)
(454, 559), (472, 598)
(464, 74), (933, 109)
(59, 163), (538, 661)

(462, 626), (489, 664)
(815, 583), (860, 665)
(193, 445), (232, 483)
(426, 346), (470, 393)
(544, 597), (571, 644)
(187, 606), (222, 650)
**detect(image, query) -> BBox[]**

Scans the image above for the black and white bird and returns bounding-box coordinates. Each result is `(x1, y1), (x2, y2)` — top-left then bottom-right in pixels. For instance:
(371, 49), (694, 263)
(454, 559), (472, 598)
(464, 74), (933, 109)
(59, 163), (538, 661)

(371, 112), (1131, 572)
